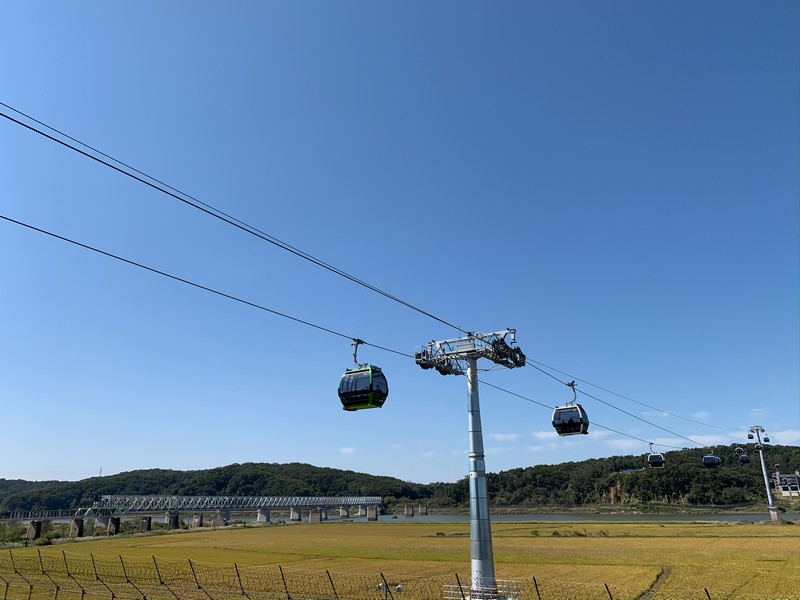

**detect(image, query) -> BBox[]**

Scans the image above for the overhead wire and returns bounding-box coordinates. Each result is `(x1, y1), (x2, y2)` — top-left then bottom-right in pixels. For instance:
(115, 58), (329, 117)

(0, 104), (467, 336)
(0, 102), (748, 443)
(2, 211), (702, 452)
(527, 358), (742, 432)
(480, 378), (692, 451)
(0, 213), (411, 361)
(524, 361), (710, 448)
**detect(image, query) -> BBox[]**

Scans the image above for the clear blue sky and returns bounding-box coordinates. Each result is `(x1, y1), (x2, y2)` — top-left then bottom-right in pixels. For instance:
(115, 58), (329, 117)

(1, 1), (797, 485)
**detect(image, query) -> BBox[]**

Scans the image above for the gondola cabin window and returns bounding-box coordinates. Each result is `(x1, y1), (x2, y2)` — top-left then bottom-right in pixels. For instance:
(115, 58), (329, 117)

(551, 404), (589, 436)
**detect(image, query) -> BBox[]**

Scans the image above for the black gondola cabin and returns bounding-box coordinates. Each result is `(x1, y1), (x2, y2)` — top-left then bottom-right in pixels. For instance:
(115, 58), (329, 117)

(552, 404), (589, 436)
(648, 453), (666, 468)
(338, 365), (388, 411)
(702, 454), (721, 468)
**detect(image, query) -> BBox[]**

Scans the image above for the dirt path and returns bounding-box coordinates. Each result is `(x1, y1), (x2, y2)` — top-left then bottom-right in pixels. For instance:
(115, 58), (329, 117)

(637, 566), (672, 600)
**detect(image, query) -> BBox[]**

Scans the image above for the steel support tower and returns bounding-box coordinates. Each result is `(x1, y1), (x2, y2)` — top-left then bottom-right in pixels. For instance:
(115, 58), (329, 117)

(749, 426), (778, 521)
(416, 330), (525, 596)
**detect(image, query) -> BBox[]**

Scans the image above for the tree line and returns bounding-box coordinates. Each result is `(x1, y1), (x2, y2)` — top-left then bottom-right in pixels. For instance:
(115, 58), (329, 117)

(2, 445), (798, 513)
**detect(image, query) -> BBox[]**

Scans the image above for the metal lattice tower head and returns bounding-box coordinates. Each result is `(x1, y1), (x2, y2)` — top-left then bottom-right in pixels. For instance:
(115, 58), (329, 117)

(414, 329), (525, 375)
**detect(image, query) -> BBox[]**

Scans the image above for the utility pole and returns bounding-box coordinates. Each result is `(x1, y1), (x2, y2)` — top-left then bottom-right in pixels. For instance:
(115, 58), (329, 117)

(416, 330), (525, 597)
(749, 426), (778, 522)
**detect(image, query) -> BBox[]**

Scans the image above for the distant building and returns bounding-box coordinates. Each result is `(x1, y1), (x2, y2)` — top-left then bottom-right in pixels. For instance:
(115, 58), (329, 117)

(773, 471), (800, 497)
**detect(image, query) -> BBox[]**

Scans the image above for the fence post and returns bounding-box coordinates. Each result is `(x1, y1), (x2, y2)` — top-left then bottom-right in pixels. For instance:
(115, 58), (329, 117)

(233, 563), (250, 600)
(188, 559), (214, 600)
(325, 570), (339, 600)
(61, 551), (86, 600)
(152, 556), (180, 600)
(604, 582), (614, 600)
(704, 589), (712, 600)
(532, 577), (541, 600)
(37, 548), (62, 600)
(379, 573), (395, 600)
(0, 573), (9, 600)
(278, 565), (292, 600)
(455, 574), (467, 600)
(91, 554), (116, 600)
(117, 556), (143, 600)
(8, 550), (33, 600)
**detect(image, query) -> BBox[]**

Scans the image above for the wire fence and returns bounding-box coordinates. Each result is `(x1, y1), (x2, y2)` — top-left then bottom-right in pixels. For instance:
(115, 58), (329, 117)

(0, 551), (795, 600)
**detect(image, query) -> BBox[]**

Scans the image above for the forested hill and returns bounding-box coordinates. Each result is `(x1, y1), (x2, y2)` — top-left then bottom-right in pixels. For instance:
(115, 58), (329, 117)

(0, 463), (426, 512)
(2, 445), (798, 512)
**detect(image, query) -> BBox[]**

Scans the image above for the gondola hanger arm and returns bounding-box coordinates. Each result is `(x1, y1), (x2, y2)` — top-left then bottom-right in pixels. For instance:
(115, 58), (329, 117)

(352, 338), (365, 366)
(566, 380), (577, 406)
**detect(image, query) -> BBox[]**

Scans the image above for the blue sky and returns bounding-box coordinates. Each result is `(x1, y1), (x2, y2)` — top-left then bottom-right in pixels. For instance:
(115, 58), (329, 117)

(1, 1), (797, 485)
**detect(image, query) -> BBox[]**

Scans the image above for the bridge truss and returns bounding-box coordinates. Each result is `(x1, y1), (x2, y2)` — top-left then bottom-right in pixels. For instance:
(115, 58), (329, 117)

(92, 495), (383, 513)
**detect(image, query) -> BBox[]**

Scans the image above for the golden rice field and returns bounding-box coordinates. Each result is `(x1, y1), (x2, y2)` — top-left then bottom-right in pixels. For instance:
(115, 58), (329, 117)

(5, 520), (799, 600)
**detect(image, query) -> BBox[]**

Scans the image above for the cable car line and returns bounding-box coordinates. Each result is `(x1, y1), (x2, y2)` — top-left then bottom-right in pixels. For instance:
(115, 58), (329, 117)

(577, 387), (707, 448)
(0, 103), (755, 440)
(479, 379), (688, 450)
(527, 358), (741, 432)
(0, 105), (467, 336)
(526, 361), (707, 447)
(0, 213), (410, 362)
(6, 210), (740, 455)
(478, 380), (553, 411)
(3, 202), (744, 446)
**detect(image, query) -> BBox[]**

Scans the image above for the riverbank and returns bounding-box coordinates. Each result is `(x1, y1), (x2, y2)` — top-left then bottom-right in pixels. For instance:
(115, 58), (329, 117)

(387, 502), (797, 517)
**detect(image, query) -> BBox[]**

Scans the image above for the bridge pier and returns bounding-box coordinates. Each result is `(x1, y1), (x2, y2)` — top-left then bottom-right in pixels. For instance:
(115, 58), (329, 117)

(140, 516), (152, 532)
(357, 505), (367, 517)
(367, 506), (378, 521)
(27, 520), (42, 540)
(192, 514), (203, 528)
(405, 504), (415, 517)
(309, 508), (322, 523)
(418, 504), (428, 516)
(70, 517), (84, 538)
(290, 507), (301, 522)
(166, 512), (180, 529)
(107, 517), (121, 536)
(340, 506), (350, 518)
(257, 508), (271, 523)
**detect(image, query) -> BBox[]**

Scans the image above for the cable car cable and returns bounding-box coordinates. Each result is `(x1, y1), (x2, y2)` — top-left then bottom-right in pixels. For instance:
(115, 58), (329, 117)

(0, 103), (758, 438)
(527, 358), (742, 432)
(4, 207), (746, 446)
(479, 379), (688, 450)
(0, 105), (467, 336)
(0, 213), (412, 361)
(576, 387), (707, 448)
(1, 103), (753, 436)
(0, 213), (680, 446)
(478, 380), (553, 411)
(525, 362), (707, 447)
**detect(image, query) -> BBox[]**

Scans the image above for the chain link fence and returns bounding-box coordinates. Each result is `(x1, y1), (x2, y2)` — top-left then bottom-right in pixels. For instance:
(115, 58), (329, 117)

(0, 551), (795, 600)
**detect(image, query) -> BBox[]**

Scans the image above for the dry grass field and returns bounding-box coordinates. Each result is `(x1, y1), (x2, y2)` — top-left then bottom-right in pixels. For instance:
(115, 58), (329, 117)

(5, 520), (799, 600)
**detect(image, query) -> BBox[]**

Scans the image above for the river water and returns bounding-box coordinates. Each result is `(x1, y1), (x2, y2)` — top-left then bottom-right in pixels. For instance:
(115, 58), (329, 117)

(233, 511), (799, 524)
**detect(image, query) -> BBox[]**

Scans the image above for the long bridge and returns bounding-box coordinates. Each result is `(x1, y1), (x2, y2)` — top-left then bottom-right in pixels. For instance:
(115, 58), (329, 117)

(1, 495), (385, 527)
(93, 494), (383, 513)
